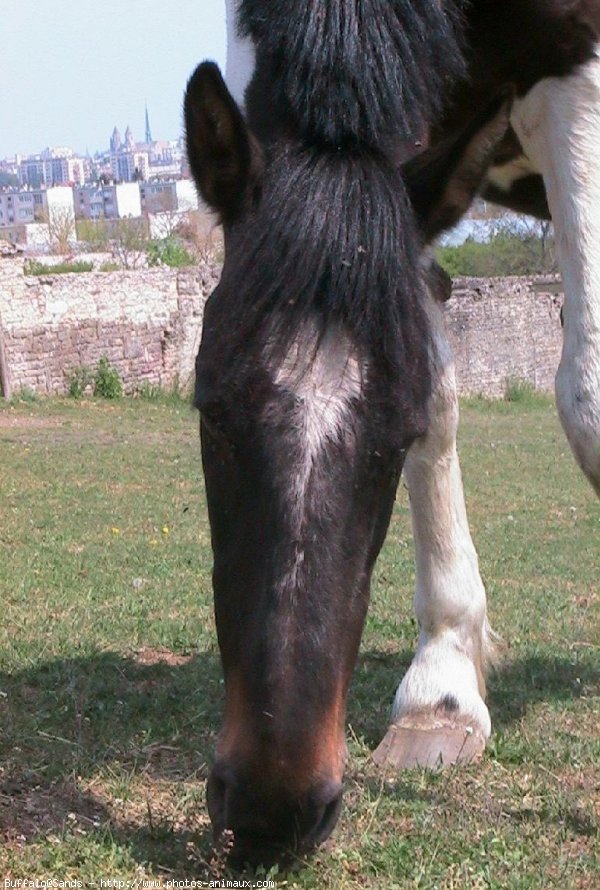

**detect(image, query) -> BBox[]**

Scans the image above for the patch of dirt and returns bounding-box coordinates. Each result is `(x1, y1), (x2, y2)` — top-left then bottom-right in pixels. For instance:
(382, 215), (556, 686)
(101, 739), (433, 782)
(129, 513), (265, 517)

(0, 778), (109, 843)
(0, 414), (61, 430)
(134, 646), (195, 667)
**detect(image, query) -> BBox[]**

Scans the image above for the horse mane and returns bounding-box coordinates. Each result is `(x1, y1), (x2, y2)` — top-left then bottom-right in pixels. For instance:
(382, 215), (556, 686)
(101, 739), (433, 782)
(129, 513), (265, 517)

(239, 0), (466, 146)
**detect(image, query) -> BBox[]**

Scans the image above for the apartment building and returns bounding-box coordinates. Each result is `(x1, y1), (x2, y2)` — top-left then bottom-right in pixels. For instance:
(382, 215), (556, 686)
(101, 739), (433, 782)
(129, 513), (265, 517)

(19, 148), (86, 188)
(74, 182), (142, 219)
(0, 186), (75, 248)
(0, 186), (74, 226)
(139, 179), (198, 214)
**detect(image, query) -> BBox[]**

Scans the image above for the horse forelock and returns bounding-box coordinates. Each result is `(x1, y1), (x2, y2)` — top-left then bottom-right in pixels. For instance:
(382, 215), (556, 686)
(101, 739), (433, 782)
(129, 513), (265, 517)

(211, 145), (430, 383)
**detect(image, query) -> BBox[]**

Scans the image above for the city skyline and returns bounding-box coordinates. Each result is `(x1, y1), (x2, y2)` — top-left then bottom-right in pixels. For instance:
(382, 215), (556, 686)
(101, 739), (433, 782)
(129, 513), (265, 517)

(0, 0), (227, 158)
(3, 108), (181, 165)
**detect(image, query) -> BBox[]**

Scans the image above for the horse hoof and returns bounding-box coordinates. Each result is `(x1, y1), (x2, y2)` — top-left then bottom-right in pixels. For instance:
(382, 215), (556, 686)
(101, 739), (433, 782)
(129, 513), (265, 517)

(371, 713), (486, 769)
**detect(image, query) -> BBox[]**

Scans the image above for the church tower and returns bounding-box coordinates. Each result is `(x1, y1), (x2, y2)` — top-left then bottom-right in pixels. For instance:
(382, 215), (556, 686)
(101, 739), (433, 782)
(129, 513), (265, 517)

(145, 105), (153, 145)
(124, 125), (135, 151)
(110, 126), (122, 153)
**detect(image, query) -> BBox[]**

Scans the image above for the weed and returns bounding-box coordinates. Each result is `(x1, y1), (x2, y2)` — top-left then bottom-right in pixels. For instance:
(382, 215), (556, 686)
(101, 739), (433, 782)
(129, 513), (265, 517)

(9, 385), (40, 404)
(135, 379), (191, 406)
(98, 261), (121, 273)
(93, 357), (123, 399)
(135, 381), (162, 401)
(504, 377), (548, 406)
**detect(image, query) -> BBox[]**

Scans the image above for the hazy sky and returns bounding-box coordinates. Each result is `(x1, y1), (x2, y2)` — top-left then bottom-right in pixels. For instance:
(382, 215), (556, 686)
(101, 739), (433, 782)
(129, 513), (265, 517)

(1, 0), (227, 158)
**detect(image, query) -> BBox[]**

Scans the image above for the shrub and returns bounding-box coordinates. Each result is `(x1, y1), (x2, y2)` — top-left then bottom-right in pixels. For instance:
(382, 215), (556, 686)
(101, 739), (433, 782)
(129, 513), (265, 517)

(147, 237), (195, 268)
(66, 365), (94, 399)
(110, 218), (150, 270)
(93, 357), (123, 399)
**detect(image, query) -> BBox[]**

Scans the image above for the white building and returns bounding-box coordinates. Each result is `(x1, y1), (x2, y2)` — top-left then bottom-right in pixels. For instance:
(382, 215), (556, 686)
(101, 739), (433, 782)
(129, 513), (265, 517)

(105, 182), (142, 218)
(147, 158), (183, 180)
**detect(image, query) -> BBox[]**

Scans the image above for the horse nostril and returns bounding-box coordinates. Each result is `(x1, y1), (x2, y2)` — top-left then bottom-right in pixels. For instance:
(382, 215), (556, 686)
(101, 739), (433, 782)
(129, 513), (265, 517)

(310, 782), (344, 846)
(207, 765), (344, 861)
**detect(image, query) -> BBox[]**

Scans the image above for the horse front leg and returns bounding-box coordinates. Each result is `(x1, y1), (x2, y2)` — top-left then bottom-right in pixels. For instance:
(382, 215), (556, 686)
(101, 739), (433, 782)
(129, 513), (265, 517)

(511, 56), (600, 497)
(374, 297), (494, 768)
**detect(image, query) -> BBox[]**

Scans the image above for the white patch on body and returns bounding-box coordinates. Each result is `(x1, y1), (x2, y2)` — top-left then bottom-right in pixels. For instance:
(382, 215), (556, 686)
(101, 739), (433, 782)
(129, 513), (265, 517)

(487, 153), (539, 193)
(225, 0), (256, 109)
(511, 50), (600, 494)
(394, 290), (493, 737)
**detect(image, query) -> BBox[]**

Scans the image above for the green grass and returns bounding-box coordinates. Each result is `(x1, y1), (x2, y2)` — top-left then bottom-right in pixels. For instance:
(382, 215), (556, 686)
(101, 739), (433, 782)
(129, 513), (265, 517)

(0, 398), (598, 887)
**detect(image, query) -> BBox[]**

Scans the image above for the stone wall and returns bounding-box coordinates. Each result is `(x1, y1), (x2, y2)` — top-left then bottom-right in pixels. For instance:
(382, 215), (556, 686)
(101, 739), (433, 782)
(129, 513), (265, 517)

(444, 276), (564, 397)
(0, 259), (220, 398)
(0, 260), (564, 400)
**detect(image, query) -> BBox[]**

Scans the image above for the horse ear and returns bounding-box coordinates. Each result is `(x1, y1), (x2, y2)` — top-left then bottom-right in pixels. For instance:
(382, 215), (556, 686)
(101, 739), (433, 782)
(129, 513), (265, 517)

(405, 90), (513, 243)
(184, 62), (262, 225)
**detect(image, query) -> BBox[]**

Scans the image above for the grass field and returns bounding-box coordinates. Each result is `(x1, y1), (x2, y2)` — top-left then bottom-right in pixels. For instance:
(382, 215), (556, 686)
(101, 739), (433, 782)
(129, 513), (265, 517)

(0, 395), (598, 888)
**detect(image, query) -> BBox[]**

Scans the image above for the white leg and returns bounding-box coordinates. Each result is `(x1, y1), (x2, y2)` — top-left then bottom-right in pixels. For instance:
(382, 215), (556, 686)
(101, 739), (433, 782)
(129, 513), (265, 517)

(512, 53), (600, 497)
(374, 296), (494, 768)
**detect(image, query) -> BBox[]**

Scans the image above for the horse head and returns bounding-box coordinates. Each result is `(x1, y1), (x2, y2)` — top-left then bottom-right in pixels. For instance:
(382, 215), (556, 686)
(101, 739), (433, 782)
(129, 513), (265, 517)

(184, 61), (510, 863)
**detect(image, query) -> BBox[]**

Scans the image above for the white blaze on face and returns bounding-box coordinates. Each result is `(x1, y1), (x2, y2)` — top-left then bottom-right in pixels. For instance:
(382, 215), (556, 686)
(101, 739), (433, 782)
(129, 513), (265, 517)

(274, 326), (364, 459)
(268, 322), (365, 579)
(225, 0), (256, 109)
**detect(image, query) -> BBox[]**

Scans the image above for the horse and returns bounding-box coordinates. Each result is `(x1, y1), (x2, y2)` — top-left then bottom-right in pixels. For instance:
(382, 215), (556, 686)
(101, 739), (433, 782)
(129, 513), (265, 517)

(184, 0), (600, 862)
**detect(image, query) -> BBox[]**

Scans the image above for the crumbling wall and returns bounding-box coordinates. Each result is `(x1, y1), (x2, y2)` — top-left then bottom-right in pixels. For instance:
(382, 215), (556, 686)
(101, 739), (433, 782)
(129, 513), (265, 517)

(0, 260), (564, 400)
(444, 276), (563, 397)
(0, 259), (219, 397)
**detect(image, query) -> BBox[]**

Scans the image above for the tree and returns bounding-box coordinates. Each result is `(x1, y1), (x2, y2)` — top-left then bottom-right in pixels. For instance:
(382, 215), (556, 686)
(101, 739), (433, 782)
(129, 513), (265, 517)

(437, 211), (558, 278)
(109, 217), (149, 269)
(76, 217), (111, 251)
(40, 205), (76, 255)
